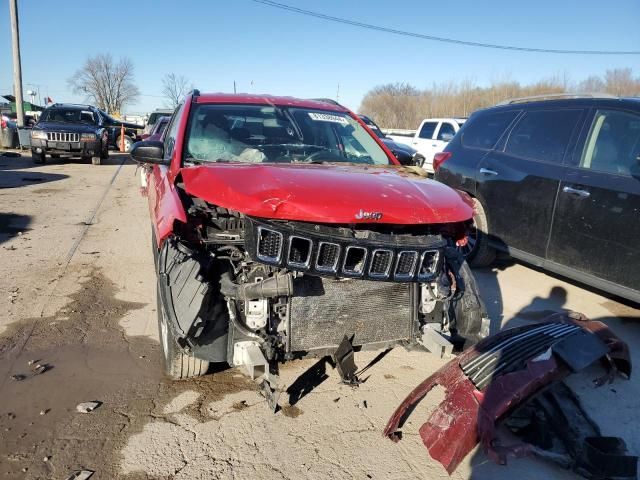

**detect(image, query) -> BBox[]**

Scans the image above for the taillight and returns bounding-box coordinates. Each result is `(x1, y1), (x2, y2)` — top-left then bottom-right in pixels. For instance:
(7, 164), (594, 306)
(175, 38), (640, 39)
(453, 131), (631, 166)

(433, 152), (452, 172)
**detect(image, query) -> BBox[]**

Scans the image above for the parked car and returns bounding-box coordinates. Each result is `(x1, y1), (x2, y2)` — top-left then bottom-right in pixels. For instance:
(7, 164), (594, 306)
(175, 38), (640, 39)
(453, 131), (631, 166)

(358, 114), (425, 166)
(392, 118), (466, 173)
(140, 114), (170, 141)
(131, 91), (489, 389)
(435, 94), (640, 303)
(30, 104), (109, 165)
(143, 108), (174, 136)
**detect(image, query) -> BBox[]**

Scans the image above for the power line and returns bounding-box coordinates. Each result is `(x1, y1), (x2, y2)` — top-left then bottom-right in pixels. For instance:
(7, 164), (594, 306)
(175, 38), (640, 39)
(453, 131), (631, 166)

(251, 0), (640, 55)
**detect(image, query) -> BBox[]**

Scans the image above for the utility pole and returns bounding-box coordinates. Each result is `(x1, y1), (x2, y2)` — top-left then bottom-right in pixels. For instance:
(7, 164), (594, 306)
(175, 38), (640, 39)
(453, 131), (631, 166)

(9, 0), (25, 127)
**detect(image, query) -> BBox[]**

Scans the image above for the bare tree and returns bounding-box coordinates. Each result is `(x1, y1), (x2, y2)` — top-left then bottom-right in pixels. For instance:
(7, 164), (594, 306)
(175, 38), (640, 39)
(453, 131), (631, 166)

(358, 68), (640, 129)
(604, 68), (640, 96)
(162, 73), (192, 108)
(68, 54), (139, 114)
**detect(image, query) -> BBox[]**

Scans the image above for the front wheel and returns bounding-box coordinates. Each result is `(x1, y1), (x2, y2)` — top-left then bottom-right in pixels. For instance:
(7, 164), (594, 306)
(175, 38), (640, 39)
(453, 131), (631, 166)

(460, 198), (496, 268)
(32, 151), (45, 164)
(117, 135), (133, 153)
(156, 283), (209, 379)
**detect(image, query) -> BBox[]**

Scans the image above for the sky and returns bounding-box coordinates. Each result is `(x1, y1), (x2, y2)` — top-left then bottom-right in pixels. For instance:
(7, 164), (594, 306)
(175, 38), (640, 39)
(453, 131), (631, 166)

(1, 0), (639, 115)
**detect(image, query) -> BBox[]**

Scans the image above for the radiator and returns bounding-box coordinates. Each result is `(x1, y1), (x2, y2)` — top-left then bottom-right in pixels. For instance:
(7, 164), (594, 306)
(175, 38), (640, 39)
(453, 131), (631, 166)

(288, 275), (417, 352)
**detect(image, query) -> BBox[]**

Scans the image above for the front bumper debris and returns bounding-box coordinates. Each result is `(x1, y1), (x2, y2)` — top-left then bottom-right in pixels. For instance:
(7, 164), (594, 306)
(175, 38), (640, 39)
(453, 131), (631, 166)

(383, 312), (634, 477)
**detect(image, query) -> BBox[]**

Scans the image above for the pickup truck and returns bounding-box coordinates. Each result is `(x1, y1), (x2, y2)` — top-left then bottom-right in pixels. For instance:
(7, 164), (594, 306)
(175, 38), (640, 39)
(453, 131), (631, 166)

(389, 118), (466, 173)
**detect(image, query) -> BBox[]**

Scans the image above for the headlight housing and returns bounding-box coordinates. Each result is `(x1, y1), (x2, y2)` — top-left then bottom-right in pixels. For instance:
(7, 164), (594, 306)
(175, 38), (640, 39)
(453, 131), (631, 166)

(80, 133), (97, 141)
(31, 130), (47, 140)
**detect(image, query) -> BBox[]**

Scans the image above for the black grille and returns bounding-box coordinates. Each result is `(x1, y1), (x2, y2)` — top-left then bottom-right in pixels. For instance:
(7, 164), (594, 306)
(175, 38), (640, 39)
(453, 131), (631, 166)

(247, 219), (446, 282)
(418, 250), (440, 280)
(289, 276), (415, 352)
(370, 250), (392, 277)
(317, 242), (340, 271)
(288, 236), (312, 267)
(343, 247), (367, 275)
(257, 228), (282, 261)
(396, 252), (418, 277)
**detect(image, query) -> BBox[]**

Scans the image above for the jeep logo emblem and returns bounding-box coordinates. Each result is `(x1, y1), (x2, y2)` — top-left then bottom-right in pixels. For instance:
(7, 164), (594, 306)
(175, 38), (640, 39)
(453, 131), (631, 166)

(355, 209), (383, 221)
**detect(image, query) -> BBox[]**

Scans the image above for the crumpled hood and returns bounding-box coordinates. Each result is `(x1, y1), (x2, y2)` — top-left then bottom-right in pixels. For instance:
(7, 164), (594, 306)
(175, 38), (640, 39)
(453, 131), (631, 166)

(180, 163), (473, 225)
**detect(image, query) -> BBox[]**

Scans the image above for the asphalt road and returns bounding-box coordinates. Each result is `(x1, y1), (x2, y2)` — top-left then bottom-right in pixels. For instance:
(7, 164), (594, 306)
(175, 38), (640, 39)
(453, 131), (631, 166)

(0, 152), (638, 480)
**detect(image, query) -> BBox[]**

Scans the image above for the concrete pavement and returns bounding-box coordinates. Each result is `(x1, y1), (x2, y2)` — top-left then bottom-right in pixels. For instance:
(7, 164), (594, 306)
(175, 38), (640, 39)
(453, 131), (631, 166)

(0, 152), (638, 479)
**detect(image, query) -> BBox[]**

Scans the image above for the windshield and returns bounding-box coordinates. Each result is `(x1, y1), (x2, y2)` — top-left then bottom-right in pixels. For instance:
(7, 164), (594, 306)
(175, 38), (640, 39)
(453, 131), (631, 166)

(185, 104), (392, 166)
(41, 108), (96, 125)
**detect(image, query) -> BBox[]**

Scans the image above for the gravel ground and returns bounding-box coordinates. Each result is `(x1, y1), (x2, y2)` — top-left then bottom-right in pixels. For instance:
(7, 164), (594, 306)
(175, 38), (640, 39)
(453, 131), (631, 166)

(0, 152), (638, 479)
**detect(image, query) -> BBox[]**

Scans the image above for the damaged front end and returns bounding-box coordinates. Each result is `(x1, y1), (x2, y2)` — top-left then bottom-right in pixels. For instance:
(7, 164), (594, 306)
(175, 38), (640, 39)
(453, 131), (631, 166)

(383, 312), (636, 479)
(155, 187), (490, 402)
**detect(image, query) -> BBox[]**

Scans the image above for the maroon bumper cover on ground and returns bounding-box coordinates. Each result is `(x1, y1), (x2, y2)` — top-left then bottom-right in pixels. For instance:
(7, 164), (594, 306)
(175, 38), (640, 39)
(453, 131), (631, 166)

(383, 312), (632, 475)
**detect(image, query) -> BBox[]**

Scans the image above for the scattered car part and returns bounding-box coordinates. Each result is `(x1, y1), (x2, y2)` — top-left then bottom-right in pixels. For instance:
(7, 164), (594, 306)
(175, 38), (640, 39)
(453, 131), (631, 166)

(333, 336), (361, 385)
(383, 312), (632, 475)
(64, 470), (94, 480)
(76, 401), (102, 414)
(505, 382), (638, 479)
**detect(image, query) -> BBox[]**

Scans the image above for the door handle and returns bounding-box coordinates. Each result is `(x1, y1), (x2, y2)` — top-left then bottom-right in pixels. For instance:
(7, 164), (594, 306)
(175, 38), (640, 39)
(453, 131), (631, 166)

(562, 186), (590, 198)
(432, 144), (438, 147)
(479, 168), (498, 176)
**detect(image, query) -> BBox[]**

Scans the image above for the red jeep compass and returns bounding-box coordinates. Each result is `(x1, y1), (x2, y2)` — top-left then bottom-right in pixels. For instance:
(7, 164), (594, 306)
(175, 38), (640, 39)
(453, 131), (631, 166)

(132, 91), (488, 403)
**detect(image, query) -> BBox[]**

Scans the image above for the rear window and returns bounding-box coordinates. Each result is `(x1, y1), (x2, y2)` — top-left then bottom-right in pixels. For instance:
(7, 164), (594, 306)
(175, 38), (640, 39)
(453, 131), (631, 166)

(505, 109), (582, 164)
(418, 121), (438, 139)
(461, 111), (518, 150)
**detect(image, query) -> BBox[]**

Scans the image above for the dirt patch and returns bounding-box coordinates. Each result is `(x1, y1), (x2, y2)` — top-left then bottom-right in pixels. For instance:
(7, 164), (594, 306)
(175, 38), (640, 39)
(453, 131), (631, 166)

(0, 267), (255, 479)
(280, 405), (303, 418)
(31, 188), (61, 195)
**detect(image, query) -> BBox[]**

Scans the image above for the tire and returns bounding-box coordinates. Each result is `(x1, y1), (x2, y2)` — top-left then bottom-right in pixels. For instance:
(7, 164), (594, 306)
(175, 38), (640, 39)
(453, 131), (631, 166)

(91, 156), (101, 165)
(156, 282), (209, 379)
(463, 198), (496, 268)
(32, 152), (45, 164)
(100, 141), (109, 160)
(448, 258), (491, 349)
(117, 135), (133, 153)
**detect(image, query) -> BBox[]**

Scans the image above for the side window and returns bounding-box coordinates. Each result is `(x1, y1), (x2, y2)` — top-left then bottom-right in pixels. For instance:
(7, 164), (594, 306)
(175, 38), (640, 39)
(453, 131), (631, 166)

(461, 110), (519, 150)
(437, 123), (456, 141)
(163, 106), (181, 160)
(580, 109), (640, 176)
(418, 121), (438, 139)
(505, 109), (582, 164)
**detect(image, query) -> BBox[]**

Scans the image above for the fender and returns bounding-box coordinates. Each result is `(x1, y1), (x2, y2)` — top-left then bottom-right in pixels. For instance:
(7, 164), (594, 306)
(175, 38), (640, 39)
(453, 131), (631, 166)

(147, 164), (187, 247)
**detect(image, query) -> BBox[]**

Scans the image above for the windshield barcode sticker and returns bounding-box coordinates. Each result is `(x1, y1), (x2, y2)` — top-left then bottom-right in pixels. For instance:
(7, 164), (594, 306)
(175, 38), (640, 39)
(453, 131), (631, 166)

(308, 112), (349, 125)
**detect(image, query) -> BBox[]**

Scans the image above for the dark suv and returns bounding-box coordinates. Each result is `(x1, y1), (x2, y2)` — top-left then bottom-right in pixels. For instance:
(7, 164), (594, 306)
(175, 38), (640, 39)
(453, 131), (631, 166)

(435, 94), (640, 303)
(31, 104), (109, 165)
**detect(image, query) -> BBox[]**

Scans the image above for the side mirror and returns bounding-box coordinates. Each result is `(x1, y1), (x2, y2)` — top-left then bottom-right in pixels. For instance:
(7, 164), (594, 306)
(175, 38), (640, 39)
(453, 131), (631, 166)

(130, 140), (167, 164)
(440, 133), (454, 142)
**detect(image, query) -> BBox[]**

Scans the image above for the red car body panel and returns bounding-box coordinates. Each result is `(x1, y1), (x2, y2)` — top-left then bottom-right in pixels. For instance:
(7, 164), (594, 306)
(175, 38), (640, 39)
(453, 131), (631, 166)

(145, 92), (472, 243)
(383, 313), (631, 475)
(148, 165), (187, 246)
(180, 163), (473, 225)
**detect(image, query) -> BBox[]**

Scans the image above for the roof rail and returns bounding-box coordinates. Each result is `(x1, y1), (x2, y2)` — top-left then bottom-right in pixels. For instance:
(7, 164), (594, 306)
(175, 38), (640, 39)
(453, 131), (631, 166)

(310, 98), (344, 107)
(496, 92), (618, 106)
